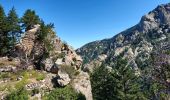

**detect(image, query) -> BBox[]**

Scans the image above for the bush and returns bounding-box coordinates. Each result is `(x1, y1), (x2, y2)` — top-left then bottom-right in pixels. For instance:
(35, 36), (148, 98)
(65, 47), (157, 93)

(45, 86), (85, 100)
(15, 78), (28, 90)
(36, 73), (45, 81)
(6, 88), (29, 100)
(0, 72), (10, 79)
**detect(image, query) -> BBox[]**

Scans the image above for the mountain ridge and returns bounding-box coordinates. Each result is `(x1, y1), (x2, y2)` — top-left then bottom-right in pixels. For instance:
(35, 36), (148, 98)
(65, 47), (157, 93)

(76, 3), (170, 72)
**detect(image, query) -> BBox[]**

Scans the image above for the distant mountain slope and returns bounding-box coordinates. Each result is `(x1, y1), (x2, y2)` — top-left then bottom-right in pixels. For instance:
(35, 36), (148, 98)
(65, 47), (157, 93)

(76, 3), (170, 72)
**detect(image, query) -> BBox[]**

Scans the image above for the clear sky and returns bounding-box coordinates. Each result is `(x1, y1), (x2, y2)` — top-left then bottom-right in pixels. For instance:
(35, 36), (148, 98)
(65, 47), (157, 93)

(0, 0), (169, 49)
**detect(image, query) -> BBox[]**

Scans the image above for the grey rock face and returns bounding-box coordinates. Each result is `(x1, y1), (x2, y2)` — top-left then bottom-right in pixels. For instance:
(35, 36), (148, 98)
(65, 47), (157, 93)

(57, 70), (71, 86)
(77, 3), (170, 72)
(138, 3), (170, 33)
(43, 58), (54, 72)
(72, 71), (93, 100)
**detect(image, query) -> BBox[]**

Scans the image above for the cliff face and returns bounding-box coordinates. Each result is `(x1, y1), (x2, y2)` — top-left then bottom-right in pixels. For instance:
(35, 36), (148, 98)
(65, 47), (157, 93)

(76, 3), (170, 72)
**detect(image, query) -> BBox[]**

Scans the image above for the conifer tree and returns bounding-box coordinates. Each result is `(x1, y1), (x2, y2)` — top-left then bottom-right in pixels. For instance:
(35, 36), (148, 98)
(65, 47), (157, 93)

(21, 9), (40, 31)
(0, 5), (10, 55)
(91, 56), (146, 100)
(91, 65), (115, 100)
(36, 21), (55, 58)
(110, 56), (146, 100)
(0, 5), (6, 31)
(7, 7), (21, 50)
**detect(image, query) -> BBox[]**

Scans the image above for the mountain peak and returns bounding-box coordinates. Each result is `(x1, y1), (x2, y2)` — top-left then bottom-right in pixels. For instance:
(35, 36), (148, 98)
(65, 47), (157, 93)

(138, 3), (170, 33)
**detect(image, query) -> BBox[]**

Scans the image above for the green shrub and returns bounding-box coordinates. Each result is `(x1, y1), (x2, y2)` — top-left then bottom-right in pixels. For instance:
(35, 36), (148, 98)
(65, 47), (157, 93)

(6, 88), (29, 100)
(44, 86), (85, 100)
(0, 72), (10, 79)
(36, 73), (45, 81)
(15, 78), (28, 89)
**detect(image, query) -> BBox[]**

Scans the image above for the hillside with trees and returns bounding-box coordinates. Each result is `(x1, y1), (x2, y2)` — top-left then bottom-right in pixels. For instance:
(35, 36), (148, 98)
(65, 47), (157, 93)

(77, 3), (170, 100)
(0, 2), (170, 100)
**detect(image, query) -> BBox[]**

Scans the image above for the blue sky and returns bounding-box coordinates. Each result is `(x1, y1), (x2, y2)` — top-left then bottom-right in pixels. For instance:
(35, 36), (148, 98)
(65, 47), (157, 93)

(0, 0), (169, 49)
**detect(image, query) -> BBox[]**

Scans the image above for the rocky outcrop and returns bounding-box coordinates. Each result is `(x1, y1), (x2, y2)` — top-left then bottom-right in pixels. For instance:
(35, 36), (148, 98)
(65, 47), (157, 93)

(15, 25), (40, 58)
(12, 22), (91, 99)
(72, 71), (93, 100)
(42, 58), (54, 72)
(138, 4), (170, 33)
(57, 70), (71, 86)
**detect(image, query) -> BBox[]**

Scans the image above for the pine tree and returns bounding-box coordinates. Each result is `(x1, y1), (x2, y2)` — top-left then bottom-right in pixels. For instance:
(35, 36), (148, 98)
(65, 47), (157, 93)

(36, 21), (55, 58)
(91, 56), (146, 100)
(110, 56), (146, 100)
(21, 9), (40, 31)
(91, 65), (115, 100)
(0, 5), (10, 56)
(7, 7), (21, 50)
(0, 5), (6, 31)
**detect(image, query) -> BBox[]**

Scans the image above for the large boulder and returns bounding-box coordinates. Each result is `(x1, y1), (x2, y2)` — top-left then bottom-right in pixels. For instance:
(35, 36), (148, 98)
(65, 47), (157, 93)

(57, 70), (71, 87)
(55, 58), (63, 65)
(42, 58), (59, 74)
(43, 58), (54, 72)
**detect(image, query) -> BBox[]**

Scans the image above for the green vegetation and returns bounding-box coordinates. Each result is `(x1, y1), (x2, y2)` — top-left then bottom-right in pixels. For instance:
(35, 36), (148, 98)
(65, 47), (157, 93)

(21, 9), (40, 31)
(91, 56), (146, 100)
(6, 88), (29, 100)
(0, 72), (11, 79)
(44, 85), (85, 100)
(36, 72), (45, 81)
(36, 21), (55, 58)
(0, 70), (46, 92)
(0, 5), (55, 57)
(0, 5), (11, 56)
(7, 7), (21, 49)
(91, 65), (115, 100)
(0, 6), (21, 55)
